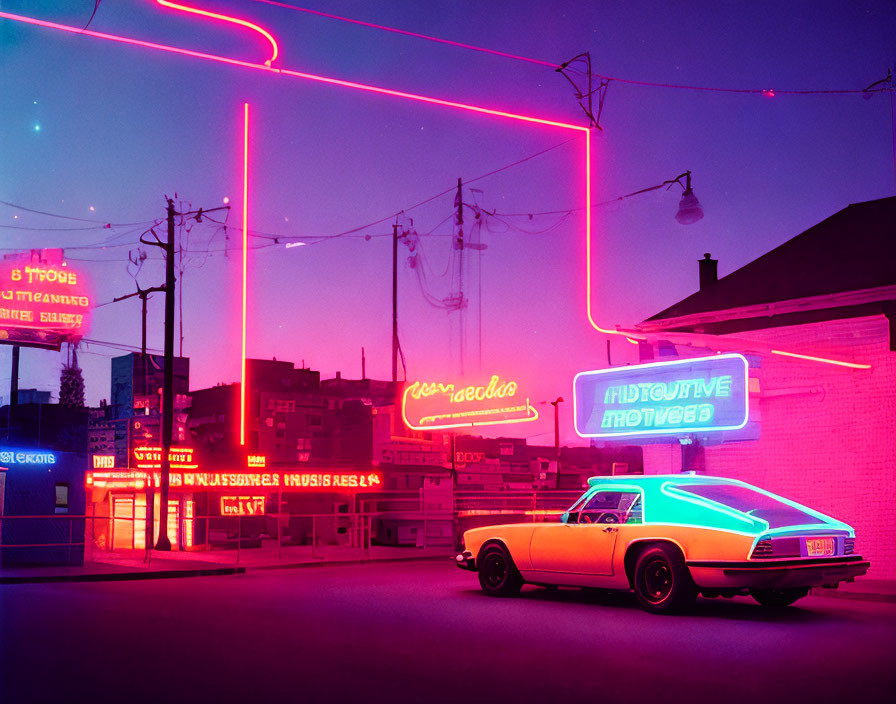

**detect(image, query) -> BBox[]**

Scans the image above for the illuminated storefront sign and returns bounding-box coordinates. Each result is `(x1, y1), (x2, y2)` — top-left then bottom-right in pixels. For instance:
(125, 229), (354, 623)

(93, 455), (115, 469)
(132, 446), (199, 469)
(247, 455), (266, 468)
(220, 496), (266, 516)
(402, 374), (538, 430)
(574, 354), (749, 439)
(86, 470), (382, 490)
(0, 250), (91, 349)
(0, 449), (57, 465)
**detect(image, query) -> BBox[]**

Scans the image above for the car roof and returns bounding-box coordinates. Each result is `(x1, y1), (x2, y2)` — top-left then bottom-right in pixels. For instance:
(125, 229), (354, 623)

(586, 474), (743, 489)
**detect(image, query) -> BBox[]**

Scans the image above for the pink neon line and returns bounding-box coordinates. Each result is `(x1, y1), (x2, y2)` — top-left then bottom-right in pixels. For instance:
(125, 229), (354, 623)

(240, 102), (249, 445)
(251, 0), (558, 69)
(0, 12), (582, 132)
(156, 0), (279, 66)
(770, 350), (871, 370)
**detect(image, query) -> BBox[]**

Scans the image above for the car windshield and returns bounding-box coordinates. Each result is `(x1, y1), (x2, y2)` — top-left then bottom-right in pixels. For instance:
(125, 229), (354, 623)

(673, 483), (825, 529)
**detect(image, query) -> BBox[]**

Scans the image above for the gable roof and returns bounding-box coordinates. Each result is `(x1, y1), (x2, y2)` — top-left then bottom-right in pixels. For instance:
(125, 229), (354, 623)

(646, 197), (896, 322)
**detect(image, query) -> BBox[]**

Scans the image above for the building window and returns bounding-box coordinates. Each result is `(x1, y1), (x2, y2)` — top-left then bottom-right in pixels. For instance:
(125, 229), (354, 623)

(54, 483), (70, 514)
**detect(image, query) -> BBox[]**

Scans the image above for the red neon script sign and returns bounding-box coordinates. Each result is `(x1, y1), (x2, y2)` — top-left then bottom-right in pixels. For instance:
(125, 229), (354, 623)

(220, 495), (266, 516)
(402, 375), (539, 430)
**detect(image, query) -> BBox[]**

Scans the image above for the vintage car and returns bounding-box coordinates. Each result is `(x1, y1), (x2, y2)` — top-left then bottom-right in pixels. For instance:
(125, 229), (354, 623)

(456, 474), (869, 613)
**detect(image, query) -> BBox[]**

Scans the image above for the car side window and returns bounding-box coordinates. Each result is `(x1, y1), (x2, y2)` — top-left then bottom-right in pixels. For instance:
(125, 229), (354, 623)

(580, 491), (642, 525)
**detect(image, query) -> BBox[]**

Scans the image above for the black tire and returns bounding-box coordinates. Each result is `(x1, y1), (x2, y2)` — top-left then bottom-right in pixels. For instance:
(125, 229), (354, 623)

(632, 544), (697, 614)
(750, 588), (808, 607)
(477, 544), (523, 597)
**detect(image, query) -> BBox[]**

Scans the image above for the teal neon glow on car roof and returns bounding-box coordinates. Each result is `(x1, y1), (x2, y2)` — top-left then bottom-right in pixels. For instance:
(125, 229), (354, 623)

(579, 474), (853, 535)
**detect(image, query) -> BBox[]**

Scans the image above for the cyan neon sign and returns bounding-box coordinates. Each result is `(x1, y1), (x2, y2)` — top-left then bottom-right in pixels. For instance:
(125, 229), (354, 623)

(0, 449), (58, 465)
(574, 354), (749, 439)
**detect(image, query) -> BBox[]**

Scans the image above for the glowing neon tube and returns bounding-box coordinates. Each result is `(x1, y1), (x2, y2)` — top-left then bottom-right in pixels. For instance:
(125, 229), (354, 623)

(156, 0), (279, 66)
(770, 349), (871, 369)
(240, 102), (249, 446)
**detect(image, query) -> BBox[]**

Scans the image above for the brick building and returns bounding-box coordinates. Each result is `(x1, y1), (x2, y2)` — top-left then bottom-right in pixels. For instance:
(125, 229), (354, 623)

(630, 196), (895, 578)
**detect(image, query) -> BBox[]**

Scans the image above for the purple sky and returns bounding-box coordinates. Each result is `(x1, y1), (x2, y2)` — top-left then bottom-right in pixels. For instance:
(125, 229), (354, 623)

(1, 0), (894, 444)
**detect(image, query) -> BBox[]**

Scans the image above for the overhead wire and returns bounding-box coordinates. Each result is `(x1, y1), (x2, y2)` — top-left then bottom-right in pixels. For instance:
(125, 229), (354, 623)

(248, 0), (889, 96)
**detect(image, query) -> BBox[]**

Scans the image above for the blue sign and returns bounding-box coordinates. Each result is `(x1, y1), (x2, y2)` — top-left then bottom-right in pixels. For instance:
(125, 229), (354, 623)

(0, 449), (57, 465)
(574, 354), (749, 439)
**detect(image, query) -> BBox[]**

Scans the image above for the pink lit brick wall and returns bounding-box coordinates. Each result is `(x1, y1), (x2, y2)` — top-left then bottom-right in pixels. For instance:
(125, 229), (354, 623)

(644, 314), (896, 579)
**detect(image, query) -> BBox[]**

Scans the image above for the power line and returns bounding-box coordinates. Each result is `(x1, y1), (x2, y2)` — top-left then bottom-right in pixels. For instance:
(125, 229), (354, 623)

(251, 0), (891, 97)
(0, 198), (154, 226)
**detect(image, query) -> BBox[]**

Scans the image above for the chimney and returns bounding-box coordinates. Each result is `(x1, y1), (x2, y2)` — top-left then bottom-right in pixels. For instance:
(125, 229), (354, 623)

(699, 253), (717, 291)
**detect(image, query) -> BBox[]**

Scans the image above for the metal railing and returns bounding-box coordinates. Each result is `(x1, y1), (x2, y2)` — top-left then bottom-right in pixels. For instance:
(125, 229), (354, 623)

(0, 490), (580, 571)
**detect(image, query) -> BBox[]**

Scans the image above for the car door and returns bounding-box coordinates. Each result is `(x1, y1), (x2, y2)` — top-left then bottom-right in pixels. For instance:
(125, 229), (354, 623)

(529, 490), (627, 576)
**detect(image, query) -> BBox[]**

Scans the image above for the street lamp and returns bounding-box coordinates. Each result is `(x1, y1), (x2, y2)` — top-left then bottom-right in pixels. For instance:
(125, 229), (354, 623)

(674, 171), (704, 224)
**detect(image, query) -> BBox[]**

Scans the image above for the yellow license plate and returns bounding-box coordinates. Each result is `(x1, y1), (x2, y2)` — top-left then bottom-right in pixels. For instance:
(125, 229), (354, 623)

(806, 537), (835, 556)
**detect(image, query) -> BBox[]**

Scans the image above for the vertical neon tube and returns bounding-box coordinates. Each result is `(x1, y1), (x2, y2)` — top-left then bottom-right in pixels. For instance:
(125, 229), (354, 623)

(240, 102), (249, 446)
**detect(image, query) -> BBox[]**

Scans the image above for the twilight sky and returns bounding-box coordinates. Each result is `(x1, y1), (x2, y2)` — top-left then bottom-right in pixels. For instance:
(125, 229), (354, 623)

(1, 0), (894, 444)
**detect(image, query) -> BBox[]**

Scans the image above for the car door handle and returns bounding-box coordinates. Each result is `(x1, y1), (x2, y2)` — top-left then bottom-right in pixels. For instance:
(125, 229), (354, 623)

(602, 527), (618, 533)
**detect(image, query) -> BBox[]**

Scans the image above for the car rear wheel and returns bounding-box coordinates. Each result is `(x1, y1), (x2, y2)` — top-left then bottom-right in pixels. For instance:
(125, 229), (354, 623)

(632, 545), (697, 614)
(750, 588), (808, 607)
(478, 544), (523, 597)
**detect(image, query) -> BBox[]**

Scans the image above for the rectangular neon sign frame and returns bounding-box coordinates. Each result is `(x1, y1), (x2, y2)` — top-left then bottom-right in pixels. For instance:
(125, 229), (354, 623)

(573, 353), (749, 439)
(402, 375), (539, 430)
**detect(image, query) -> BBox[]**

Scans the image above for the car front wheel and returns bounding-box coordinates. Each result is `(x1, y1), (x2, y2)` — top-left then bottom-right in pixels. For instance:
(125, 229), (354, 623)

(478, 544), (523, 597)
(750, 588), (808, 607)
(632, 545), (697, 614)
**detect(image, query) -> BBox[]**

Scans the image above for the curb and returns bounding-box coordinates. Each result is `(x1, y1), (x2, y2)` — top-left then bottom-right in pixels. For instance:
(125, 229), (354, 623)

(0, 554), (451, 585)
(249, 554), (451, 572)
(0, 566), (245, 585)
(810, 587), (896, 604)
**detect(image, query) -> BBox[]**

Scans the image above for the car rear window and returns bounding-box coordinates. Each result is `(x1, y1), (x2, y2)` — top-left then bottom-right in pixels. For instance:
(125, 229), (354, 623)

(672, 484), (825, 529)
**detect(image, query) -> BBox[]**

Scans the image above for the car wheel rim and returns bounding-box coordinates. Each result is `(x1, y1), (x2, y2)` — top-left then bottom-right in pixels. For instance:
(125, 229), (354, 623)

(642, 559), (674, 603)
(484, 554), (506, 587)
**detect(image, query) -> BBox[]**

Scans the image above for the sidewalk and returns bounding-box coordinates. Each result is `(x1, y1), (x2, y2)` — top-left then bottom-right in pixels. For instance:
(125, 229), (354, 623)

(0, 542), (454, 584)
(810, 579), (896, 604)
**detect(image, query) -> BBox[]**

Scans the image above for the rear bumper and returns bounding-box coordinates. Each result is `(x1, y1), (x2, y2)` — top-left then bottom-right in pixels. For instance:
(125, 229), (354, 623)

(455, 551), (476, 571)
(687, 555), (870, 590)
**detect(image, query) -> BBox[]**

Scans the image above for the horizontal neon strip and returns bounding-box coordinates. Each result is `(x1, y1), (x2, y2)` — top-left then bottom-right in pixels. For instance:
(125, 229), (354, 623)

(770, 349), (871, 369)
(0, 12), (584, 132)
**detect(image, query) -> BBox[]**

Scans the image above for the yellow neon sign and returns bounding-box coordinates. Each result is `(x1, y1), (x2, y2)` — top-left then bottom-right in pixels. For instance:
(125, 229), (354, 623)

(402, 375), (538, 431)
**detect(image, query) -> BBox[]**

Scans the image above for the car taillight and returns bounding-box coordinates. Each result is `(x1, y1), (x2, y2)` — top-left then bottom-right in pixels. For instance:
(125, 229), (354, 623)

(844, 537), (855, 555)
(751, 539), (773, 558)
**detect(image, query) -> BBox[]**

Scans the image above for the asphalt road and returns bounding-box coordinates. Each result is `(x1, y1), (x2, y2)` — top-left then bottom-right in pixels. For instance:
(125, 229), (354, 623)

(1, 559), (893, 704)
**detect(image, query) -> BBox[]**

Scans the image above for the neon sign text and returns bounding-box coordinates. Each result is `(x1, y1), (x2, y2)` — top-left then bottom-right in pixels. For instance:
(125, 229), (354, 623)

(0, 450), (57, 465)
(574, 354), (749, 438)
(220, 496), (266, 516)
(132, 446), (198, 470)
(93, 455), (116, 469)
(403, 375), (538, 430)
(86, 470), (382, 490)
(247, 455), (266, 468)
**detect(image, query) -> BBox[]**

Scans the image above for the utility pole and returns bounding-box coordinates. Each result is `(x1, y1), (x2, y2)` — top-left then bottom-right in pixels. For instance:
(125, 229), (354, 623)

(155, 198), (177, 551)
(391, 222), (399, 383)
(9, 345), (20, 412)
(137, 198), (228, 551)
